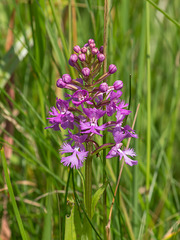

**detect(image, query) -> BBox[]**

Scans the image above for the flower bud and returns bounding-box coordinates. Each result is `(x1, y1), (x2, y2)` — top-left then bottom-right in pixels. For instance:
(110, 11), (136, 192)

(99, 82), (108, 92)
(89, 43), (96, 49)
(99, 46), (104, 53)
(91, 47), (98, 55)
(69, 54), (78, 63)
(73, 45), (81, 53)
(97, 53), (105, 62)
(62, 74), (72, 84)
(56, 78), (66, 88)
(108, 64), (117, 74)
(81, 47), (87, 53)
(88, 39), (95, 45)
(68, 59), (75, 67)
(113, 80), (123, 90)
(82, 67), (90, 77)
(78, 53), (86, 62)
(76, 78), (83, 84)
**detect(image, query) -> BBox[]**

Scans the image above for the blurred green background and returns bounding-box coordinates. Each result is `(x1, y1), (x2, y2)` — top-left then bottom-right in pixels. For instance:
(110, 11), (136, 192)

(0, 0), (180, 239)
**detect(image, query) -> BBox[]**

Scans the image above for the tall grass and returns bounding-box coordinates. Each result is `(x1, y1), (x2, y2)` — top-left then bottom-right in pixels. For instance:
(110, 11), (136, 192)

(0, 0), (180, 239)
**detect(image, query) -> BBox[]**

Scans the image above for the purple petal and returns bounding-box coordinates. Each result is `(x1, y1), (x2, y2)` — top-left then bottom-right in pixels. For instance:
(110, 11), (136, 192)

(60, 143), (74, 154)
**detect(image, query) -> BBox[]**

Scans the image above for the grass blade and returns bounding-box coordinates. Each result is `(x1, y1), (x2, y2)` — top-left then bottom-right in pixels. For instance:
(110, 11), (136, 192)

(1, 147), (28, 240)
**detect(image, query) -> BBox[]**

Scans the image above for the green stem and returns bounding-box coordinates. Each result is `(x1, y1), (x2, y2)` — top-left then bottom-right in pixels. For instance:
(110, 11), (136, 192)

(85, 142), (93, 240)
(146, 0), (151, 236)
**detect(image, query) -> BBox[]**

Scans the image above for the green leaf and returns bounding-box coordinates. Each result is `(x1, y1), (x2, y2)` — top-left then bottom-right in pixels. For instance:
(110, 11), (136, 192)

(91, 183), (107, 218)
(42, 196), (52, 240)
(1, 148), (28, 240)
(65, 205), (77, 240)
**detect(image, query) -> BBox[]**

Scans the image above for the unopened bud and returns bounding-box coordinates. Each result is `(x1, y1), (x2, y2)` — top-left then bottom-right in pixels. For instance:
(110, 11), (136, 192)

(56, 78), (66, 88)
(82, 67), (90, 77)
(99, 82), (109, 92)
(97, 53), (105, 62)
(78, 53), (86, 62)
(113, 80), (123, 90)
(62, 74), (72, 84)
(108, 64), (117, 74)
(73, 45), (81, 53)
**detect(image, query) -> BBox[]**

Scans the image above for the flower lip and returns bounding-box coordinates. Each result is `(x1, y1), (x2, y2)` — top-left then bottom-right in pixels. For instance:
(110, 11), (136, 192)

(72, 89), (91, 106)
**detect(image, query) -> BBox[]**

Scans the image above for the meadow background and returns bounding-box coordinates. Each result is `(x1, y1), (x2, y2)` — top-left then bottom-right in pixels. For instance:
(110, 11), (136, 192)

(0, 0), (180, 239)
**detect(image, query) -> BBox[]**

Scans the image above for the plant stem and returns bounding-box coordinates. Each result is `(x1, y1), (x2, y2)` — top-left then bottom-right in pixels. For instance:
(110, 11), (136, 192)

(85, 142), (93, 240)
(146, 0), (151, 236)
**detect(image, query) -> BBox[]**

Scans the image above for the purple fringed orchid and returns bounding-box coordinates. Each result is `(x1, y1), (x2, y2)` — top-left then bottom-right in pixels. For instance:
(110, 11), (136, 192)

(106, 146), (137, 166)
(60, 142), (88, 169)
(45, 99), (74, 130)
(60, 131), (89, 168)
(106, 127), (138, 166)
(45, 39), (138, 169)
(72, 90), (92, 106)
(80, 108), (106, 137)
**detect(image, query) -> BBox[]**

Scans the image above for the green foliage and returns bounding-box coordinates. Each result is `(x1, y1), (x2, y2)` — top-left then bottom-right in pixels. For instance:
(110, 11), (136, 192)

(0, 0), (180, 239)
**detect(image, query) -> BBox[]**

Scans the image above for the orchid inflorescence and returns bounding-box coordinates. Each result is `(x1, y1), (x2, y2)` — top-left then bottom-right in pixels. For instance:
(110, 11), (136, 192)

(45, 39), (138, 169)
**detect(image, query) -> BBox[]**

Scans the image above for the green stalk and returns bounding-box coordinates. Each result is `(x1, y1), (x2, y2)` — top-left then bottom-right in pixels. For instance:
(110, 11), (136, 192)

(1, 148), (28, 240)
(146, 0), (151, 235)
(85, 142), (93, 240)
(103, 1), (109, 238)
(134, 2), (146, 238)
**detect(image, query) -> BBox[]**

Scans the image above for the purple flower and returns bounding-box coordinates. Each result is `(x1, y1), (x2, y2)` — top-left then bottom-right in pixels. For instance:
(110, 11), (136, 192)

(65, 130), (88, 145)
(106, 91), (122, 116)
(106, 145), (137, 166)
(112, 126), (138, 143)
(45, 107), (61, 131)
(45, 40), (138, 169)
(45, 99), (74, 130)
(72, 90), (92, 106)
(107, 126), (138, 166)
(60, 143), (88, 169)
(80, 108), (106, 136)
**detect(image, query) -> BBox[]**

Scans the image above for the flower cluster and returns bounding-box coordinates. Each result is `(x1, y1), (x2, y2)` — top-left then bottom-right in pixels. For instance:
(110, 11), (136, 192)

(45, 39), (137, 169)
